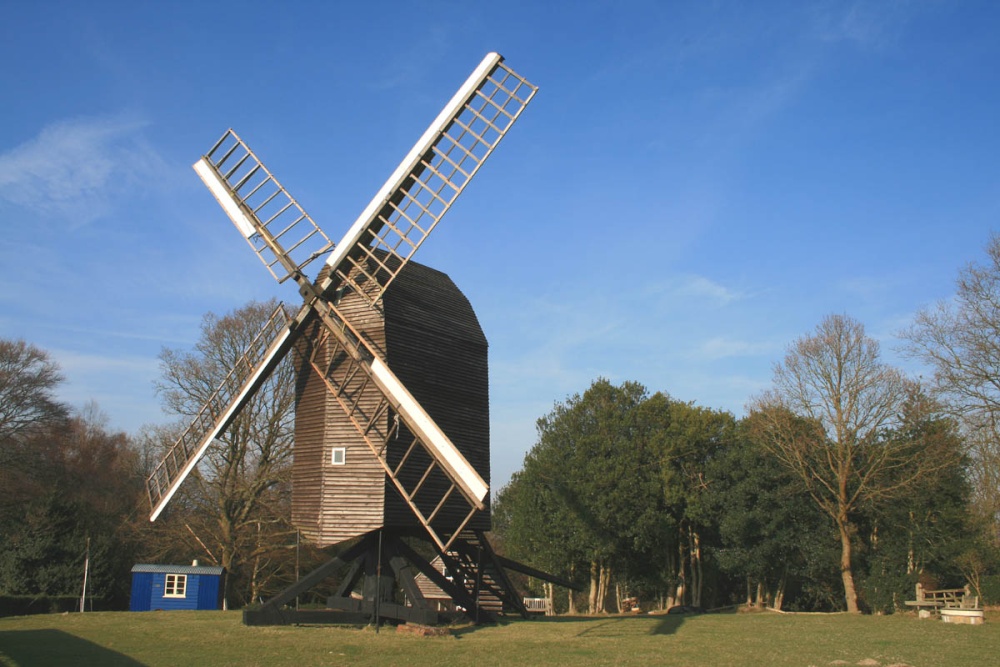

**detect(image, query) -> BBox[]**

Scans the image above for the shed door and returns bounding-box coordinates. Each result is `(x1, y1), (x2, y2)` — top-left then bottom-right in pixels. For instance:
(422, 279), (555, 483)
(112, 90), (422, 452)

(129, 573), (153, 612)
(197, 575), (221, 610)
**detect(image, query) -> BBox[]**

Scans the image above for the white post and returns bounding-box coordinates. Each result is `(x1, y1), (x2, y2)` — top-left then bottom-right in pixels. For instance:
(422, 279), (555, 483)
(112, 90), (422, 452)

(79, 537), (90, 613)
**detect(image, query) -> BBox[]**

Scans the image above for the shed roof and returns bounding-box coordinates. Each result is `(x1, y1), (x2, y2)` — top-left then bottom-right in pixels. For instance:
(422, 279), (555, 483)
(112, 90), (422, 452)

(131, 563), (224, 575)
(413, 556), (451, 601)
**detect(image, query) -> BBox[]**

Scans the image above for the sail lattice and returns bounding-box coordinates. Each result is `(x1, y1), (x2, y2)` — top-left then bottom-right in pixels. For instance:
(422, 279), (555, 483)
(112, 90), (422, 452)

(197, 130), (335, 284)
(328, 59), (537, 309)
(146, 304), (295, 520)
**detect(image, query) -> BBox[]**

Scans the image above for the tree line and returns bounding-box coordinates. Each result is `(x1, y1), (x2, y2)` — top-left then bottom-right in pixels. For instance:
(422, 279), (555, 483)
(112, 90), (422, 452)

(3, 235), (1000, 613)
(0, 340), (144, 609)
(494, 236), (1000, 614)
(0, 300), (328, 611)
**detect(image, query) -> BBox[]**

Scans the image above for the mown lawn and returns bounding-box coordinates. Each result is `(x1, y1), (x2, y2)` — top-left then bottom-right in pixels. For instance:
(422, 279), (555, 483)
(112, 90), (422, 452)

(1, 609), (997, 667)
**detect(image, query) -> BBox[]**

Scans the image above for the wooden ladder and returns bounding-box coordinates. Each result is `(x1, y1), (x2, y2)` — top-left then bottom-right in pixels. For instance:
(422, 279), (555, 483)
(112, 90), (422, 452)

(442, 530), (528, 617)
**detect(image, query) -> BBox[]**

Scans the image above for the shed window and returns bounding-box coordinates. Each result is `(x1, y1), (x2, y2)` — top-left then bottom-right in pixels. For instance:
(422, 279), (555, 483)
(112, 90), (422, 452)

(331, 447), (346, 466)
(165, 573), (187, 598)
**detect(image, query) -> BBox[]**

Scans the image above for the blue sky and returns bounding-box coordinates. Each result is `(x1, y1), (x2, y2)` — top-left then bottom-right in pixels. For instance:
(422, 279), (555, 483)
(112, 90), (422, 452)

(2, 1), (999, 491)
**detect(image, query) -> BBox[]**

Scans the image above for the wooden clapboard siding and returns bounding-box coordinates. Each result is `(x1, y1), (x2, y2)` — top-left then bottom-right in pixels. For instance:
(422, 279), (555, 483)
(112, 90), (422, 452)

(291, 257), (491, 547)
(290, 312), (326, 542)
(291, 304), (386, 547)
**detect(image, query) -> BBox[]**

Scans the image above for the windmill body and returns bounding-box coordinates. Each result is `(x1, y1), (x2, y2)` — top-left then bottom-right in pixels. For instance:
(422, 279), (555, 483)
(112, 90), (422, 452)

(144, 53), (568, 625)
(292, 257), (490, 547)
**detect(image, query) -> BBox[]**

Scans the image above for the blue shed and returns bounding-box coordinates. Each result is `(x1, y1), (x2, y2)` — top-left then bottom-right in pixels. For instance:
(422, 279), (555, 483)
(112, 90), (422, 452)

(129, 562), (225, 611)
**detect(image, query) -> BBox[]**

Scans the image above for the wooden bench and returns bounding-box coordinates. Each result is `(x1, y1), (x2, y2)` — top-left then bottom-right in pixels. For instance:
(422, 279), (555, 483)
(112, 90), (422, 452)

(523, 597), (552, 615)
(905, 584), (981, 619)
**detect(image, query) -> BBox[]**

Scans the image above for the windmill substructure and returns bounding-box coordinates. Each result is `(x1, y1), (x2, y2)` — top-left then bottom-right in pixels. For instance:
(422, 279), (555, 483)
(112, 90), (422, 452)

(146, 53), (574, 625)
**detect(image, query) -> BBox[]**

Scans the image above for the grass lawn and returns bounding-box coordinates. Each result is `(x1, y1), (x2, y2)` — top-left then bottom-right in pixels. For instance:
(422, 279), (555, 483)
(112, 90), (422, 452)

(1, 609), (997, 667)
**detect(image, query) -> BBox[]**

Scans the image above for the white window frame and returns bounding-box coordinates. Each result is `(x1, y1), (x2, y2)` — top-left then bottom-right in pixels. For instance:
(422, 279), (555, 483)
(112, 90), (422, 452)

(330, 446), (346, 466)
(164, 573), (187, 598)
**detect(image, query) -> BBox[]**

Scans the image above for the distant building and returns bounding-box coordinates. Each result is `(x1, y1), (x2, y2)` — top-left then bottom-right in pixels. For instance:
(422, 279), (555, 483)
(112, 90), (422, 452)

(129, 562), (225, 611)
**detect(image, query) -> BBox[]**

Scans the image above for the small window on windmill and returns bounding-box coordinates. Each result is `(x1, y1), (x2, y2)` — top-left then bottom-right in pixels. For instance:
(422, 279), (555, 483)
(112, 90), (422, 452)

(330, 447), (346, 466)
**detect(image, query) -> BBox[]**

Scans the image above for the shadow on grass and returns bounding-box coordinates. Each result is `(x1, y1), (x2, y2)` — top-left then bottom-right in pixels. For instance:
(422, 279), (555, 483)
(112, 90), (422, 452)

(572, 615), (688, 637)
(451, 613), (700, 637)
(0, 629), (146, 666)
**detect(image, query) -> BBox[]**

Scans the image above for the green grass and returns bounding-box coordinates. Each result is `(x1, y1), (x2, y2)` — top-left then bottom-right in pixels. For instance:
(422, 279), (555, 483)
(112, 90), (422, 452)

(1, 610), (998, 667)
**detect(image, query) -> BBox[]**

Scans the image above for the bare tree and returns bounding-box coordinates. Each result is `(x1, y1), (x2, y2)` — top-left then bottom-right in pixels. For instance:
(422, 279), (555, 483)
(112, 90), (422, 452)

(153, 299), (297, 606)
(903, 233), (1000, 541)
(0, 339), (69, 528)
(748, 314), (941, 613)
(0, 339), (67, 443)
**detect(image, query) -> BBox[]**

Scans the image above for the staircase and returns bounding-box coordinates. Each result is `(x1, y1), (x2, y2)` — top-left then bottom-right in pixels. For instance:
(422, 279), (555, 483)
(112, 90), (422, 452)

(442, 530), (527, 617)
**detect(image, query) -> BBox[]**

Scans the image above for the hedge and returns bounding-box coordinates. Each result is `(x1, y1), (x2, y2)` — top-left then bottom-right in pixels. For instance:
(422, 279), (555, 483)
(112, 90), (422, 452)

(0, 595), (110, 617)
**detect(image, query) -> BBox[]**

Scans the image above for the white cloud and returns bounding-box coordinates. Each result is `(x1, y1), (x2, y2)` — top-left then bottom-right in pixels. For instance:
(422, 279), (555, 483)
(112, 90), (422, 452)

(813, 1), (919, 52)
(0, 115), (168, 226)
(646, 274), (744, 306)
(696, 336), (774, 360)
(52, 347), (160, 379)
(678, 275), (741, 304)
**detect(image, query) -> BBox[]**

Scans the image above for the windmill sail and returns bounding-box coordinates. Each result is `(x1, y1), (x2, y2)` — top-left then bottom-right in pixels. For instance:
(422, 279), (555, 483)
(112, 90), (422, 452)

(319, 52), (537, 309)
(170, 54), (535, 551)
(194, 130), (335, 284)
(146, 305), (296, 520)
(187, 132), (494, 545)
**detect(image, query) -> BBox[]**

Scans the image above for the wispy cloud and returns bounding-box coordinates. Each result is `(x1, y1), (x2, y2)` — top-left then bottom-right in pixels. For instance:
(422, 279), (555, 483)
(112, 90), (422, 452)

(813, 1), (917, 51)
(677, 275), (742, 304)
(0, 115), (168, 226)
(696, 336), (775, 360)
(646, 274), (744, 306)
(53, 348), (160, 377)
(47, 346), (166, 432)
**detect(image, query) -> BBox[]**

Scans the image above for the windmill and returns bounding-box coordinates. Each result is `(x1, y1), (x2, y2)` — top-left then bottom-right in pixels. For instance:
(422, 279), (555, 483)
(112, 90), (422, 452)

(146, 53), (573, 625)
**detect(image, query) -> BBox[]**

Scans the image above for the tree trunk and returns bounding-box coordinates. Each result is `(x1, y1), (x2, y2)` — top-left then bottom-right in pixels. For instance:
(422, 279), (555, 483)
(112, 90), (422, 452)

(249, 521), (262, 604)
(594, 564), (610, 613)
(217, 523), (235, 610)
(588, 560), (599, 614)
(773, 568), (787, 611)
(600, 566), (608, 612)
(907, 511), (918, 575)
(565, 563), (576, 614)
(675, 535), (687, 606)
(691, 530), (702, 607)
(838, 516), (860, 613)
